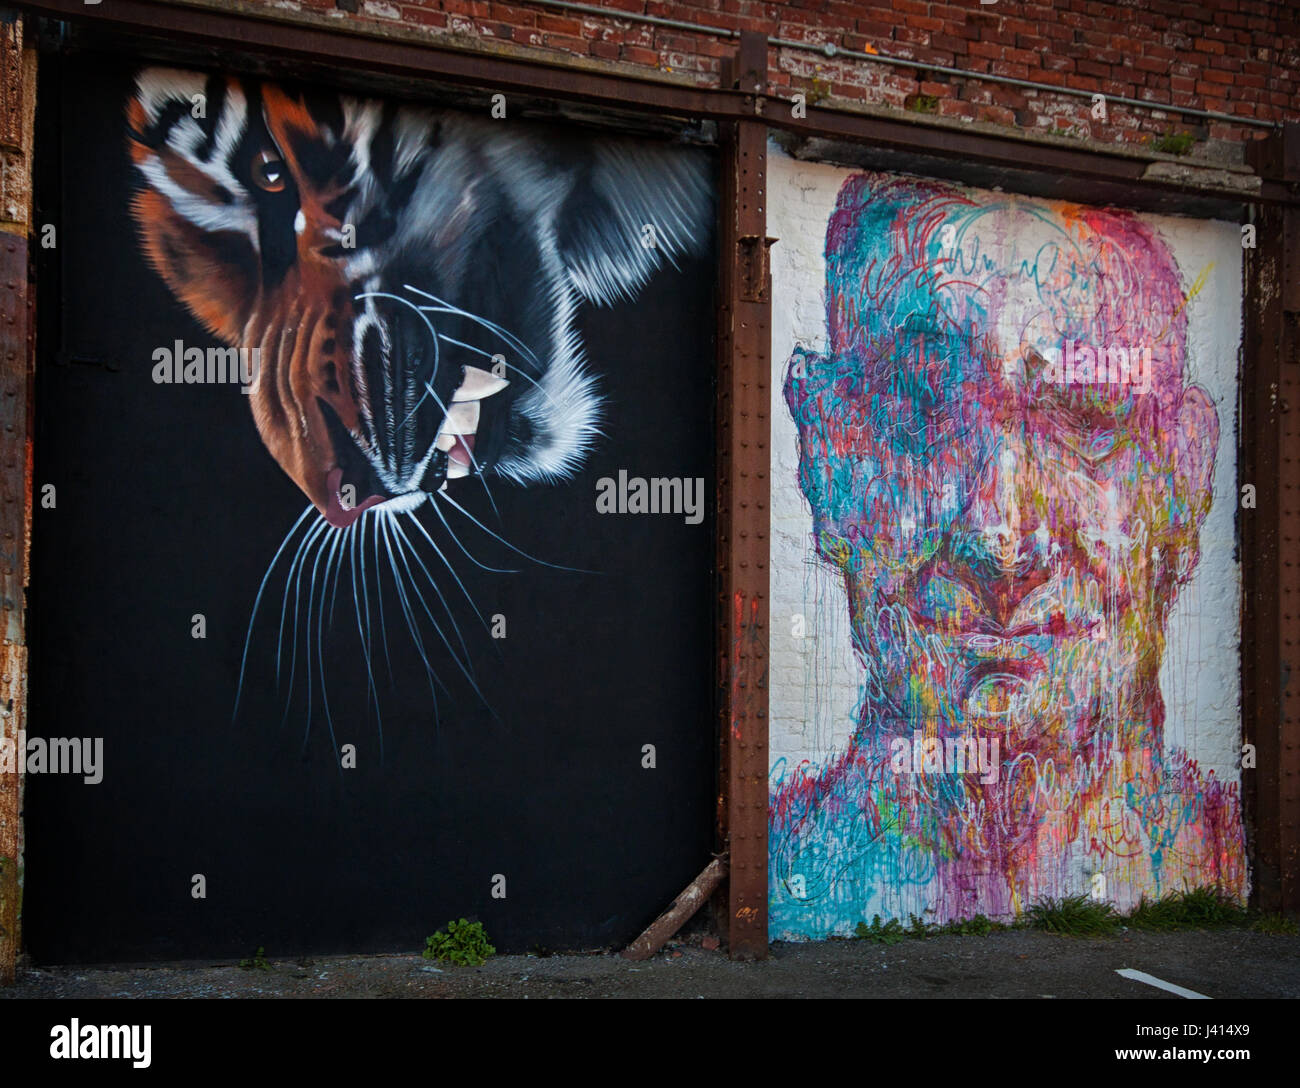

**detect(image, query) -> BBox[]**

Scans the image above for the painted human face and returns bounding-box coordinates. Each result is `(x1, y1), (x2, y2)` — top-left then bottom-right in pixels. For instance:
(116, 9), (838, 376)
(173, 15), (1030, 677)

(787, 177), (1218, 766)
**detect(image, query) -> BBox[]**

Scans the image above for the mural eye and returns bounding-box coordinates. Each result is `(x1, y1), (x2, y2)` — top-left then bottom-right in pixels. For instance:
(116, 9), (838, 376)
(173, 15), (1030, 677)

(252, 150), (287, 192)
(1088, 431), (1118, 459)
(1065, 427), (1119, 465)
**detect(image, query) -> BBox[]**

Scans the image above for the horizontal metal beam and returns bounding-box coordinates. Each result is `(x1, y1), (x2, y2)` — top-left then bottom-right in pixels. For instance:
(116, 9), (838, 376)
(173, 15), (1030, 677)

(12, 0), (1296, 209)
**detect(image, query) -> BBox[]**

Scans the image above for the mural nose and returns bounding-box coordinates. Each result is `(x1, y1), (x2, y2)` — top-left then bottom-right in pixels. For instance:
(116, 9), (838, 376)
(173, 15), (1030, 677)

(970, 441), (1038, 567)
(962, 439), (1050, 627)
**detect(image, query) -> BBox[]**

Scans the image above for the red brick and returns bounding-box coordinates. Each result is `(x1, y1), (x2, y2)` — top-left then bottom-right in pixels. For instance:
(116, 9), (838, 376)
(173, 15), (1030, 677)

(1075, 59), (1111, 78)
(621, 45), (661, 65)
(893, 27), (930, 47)
(990, 61), (1031, 80)
(399, 6), (449, 29)
(931, 33), (968, 54)
(543, 33), (588, 53)
(227, 0), (1300, 147)
(977, 104), (1017, 125)
(488, 3), (535, 26)
(536, 13), (582, 35)
(1133, 55), (1170, 75)
(937, 98), (978, 120)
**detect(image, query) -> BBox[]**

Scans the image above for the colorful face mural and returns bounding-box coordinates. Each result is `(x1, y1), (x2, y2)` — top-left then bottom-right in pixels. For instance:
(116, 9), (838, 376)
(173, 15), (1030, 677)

(771, 168), (1246, 934)
(125, 67), (712, 724)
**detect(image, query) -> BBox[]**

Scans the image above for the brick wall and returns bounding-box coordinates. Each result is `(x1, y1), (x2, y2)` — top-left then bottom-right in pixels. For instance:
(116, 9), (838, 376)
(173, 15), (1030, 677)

(231, 0), (1300, 160)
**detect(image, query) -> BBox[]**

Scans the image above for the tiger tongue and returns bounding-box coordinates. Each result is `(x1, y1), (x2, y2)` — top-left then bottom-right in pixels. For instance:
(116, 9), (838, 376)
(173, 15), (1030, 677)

(447, 434), (475, 477)
(324, 466), (384, 528)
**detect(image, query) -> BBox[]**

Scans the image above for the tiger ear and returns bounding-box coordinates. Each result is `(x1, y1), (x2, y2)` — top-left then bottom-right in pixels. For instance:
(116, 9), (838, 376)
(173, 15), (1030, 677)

(127, 68), (258, 345)
(553, 142), (714, 307)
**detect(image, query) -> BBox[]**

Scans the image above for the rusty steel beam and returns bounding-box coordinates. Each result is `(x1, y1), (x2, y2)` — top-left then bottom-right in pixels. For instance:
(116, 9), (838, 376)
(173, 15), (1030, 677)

(0, 12), (32, 988)
(715, 30), (770, 961)
(12, 0), (1298, 210)
(1242, 124), (1300, 916)
(621, 856), (728, 961)
(0, 233), (28, 986)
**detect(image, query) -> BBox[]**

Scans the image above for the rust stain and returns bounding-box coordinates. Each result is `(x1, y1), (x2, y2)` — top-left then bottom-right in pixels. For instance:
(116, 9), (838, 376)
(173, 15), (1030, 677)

(730, 591), (744, 739)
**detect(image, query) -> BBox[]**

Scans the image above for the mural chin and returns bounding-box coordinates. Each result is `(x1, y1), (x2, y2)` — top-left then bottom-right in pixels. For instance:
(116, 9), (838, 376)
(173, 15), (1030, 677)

(960, 668), (1033, 720)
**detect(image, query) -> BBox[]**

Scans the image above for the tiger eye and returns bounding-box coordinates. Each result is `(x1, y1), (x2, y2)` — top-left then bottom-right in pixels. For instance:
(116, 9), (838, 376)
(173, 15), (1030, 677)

(252, 150), (287, 193)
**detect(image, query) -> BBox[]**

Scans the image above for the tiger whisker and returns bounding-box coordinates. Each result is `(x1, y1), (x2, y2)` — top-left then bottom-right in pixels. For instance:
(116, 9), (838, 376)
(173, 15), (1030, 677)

(390, 514), (482, 652)
(357, 289), (500, 514)
(437, 491), (593, 574)
(404, 285), (611, 442)
(233, 503), (316, 722)
(298, 523), (336, 744)
(401, 284), (583, 435)
(371, 508), (396, 687)
(423, 495), (518, 574)
(312, 529), (343, 763)
(379, 512), (447, 701)
(279, 517), (331, 705)
(327, 525), (347, 628)
(431, 331), (574, 423)
(394, 383), (434, 435)
(401, 284), (540, 370)
(274, 515), (328, 686)
(349, 519), (384, 762)
(401, 510), (494, 632)
(383, 512), (484, 702)
(355, 290), (441, 478)
(420, 378), (499, 520)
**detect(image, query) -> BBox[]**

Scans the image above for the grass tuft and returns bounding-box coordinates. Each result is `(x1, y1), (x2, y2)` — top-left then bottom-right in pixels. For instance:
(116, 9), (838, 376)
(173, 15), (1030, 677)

(1024, 894), (1122, 936)
(1128, 887), (1248, 931)
(851, 887), (1294, 942)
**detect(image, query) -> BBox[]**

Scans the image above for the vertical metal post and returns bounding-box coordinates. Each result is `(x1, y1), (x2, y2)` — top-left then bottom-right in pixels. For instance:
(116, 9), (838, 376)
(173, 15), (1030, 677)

(1243, 123), (1300, 916)
(716, 29), (770, 960)
(0, 12), (33, 986)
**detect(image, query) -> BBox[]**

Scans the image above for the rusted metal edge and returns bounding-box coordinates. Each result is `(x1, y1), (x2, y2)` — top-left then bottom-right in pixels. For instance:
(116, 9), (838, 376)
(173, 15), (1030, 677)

(621, 856), (728, 961)
(715, 31), (770, 962)
(0, 233), (30, 985)
(10, 0), (1298, 209)
(1240, 122), (1300, 916)
(0, 7), (32, 987)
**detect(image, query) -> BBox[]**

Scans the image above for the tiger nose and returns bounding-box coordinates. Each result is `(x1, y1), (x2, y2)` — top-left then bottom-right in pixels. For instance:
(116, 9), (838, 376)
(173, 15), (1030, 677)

(384, 304), (443, 455)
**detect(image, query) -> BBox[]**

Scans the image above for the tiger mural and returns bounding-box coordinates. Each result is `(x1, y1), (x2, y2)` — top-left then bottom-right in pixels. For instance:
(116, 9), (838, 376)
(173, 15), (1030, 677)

(124, 66), (713, 720)
(126, 67), (713, 527)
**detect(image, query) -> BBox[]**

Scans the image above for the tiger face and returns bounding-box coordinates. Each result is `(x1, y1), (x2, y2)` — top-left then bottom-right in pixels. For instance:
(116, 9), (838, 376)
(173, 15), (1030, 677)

(127, 68), (712, 528)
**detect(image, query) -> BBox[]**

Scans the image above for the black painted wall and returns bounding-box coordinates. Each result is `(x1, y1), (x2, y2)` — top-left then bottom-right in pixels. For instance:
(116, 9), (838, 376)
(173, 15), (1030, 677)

(24, 53), (716, 963)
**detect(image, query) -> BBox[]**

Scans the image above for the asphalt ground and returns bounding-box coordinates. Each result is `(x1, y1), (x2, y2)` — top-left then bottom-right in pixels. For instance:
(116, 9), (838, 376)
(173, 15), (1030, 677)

(4, 927), (1296, 999)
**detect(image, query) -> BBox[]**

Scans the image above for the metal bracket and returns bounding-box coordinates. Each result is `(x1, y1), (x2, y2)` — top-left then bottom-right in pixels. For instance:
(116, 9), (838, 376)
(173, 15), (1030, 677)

(737, 235), (776, 304)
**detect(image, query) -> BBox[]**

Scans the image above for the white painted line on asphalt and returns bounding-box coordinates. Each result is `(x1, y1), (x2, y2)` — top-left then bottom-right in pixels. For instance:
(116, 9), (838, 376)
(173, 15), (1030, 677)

(1116, 968), (1210, 999)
